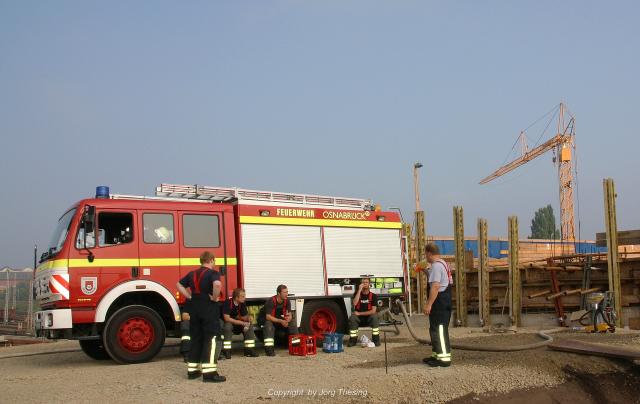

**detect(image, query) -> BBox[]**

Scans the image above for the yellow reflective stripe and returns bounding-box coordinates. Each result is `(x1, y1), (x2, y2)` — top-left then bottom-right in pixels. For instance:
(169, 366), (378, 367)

(239, 216), (402, 229)
(36, 259), (68, 272)
(179, 257), (237, 266)
(65, 257), (237, 268)
(140, 258), (179, 266)
(69, 258), (139, 268)
(209, 336), (217, 365)
(181, 336), (190, 341)
(438, 325), (448, 355)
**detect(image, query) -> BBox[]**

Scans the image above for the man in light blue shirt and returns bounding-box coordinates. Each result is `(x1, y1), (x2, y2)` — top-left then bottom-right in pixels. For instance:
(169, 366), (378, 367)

(422, 243), (453, 367)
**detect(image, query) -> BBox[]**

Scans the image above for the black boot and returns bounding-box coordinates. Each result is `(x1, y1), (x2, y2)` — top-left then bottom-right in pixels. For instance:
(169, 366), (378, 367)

(265, 346), (276, 357)
(187, 370), (201, 380)
(347, 337), (357, 347)
(223, 350), (231, 360)
(244, 348), (259, 357)
(372, 335), (380, 347)
(203, 371), (226, 383)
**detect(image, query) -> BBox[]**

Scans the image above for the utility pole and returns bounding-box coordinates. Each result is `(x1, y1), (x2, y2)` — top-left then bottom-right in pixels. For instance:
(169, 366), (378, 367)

(27, 245), (37, 333)
(3, 269), (9, 324)
(413, 162), (426, 311)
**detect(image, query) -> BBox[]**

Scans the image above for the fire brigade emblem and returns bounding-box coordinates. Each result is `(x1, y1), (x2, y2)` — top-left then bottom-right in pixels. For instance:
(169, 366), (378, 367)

(81, 277), (98, 295)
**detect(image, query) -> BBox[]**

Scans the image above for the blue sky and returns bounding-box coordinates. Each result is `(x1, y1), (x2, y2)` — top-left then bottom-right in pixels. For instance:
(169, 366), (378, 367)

(1, 1), (638, 267)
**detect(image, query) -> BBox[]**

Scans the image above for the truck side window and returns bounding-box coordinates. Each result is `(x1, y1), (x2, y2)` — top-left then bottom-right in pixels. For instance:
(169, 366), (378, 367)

(183, 214), (220, 247)
(98, 212), (134, 247)
(76, 228), (96, 249)
(143, 213), (174, 244)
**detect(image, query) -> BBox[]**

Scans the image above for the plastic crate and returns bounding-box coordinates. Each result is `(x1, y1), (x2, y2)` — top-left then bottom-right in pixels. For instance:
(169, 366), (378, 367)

(322, 333), (344, 353)
(288, 334), (317, 356)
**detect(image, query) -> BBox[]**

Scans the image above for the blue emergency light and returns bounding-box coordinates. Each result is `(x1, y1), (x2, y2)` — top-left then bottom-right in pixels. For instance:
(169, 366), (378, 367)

(96, 186), (110, 199)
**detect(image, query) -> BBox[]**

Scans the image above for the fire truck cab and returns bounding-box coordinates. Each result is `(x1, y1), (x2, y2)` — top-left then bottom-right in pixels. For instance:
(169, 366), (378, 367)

(34, 184), (407, 364)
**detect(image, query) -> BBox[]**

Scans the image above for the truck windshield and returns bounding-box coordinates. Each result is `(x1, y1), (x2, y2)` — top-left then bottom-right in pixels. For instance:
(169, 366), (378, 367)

(44, 208), (77, 259)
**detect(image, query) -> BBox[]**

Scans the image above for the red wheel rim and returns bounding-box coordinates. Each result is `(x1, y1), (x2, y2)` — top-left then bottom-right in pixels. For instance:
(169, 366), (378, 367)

(117, 317), (154, 353)
(309, 308), (337, 339)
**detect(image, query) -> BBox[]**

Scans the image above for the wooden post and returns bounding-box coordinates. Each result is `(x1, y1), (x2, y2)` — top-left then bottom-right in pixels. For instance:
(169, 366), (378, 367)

(508, 216), (521, 327)
(403, 223), (415, 313)
(478, 218), (490, 327)
(453, 206), (467, 326)
(415, 210), (426, 311)
(603, 178), (622, 327)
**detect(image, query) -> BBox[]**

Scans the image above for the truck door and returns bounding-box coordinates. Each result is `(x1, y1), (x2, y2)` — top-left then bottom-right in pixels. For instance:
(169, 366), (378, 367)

(69, 208), (139, 307)
(178, 210), (228, 298)
(137, 210), (180, 301)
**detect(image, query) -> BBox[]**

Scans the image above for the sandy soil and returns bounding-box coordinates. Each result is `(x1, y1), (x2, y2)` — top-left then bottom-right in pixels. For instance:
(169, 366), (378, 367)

(1, 316), (639, 404)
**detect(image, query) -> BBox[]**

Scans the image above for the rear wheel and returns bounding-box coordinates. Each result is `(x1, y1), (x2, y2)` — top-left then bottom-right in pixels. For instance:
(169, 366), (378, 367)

(300, 300), (346, 342)
(103, 305), (166, 364)
(79, 339), (111, 360)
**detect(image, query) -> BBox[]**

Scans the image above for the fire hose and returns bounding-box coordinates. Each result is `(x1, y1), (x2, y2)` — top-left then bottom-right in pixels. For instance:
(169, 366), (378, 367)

(393, 299), (564, 352)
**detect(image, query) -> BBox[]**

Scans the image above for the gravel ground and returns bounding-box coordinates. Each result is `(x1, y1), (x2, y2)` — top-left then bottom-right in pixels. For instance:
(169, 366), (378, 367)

(1, 316), (639, 403)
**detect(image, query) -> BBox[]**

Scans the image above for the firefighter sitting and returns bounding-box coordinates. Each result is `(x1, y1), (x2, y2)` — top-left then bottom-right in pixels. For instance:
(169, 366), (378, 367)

(348, 278), (380, 347)
(262, 284), (298, 356)
(222, 288), (259, 359)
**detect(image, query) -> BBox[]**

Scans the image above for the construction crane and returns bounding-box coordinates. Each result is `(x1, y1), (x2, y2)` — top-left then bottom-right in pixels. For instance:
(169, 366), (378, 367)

(479, 103), (576, 242)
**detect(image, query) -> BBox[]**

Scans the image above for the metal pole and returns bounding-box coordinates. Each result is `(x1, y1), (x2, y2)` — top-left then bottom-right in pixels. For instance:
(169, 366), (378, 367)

(508, 216), (521, 327)
(478, 218), (490, 328)
(4, 269), (9, 324)
(404, 234), (412, 316)
(28, 245), (37, 333)
(384, 331), (388, 375)
(603, 178), (622, 327)
(453, 206), (466, 326)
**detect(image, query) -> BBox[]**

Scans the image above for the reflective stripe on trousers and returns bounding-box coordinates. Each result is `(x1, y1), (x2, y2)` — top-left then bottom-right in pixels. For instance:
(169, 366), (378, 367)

(202, 336), (218, 373)
(437, 325), (451, 362)
(264, 338), (274, 347)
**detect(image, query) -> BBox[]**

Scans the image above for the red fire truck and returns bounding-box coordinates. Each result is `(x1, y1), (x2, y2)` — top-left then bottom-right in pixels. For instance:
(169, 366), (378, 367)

(34, 184), (407, 364)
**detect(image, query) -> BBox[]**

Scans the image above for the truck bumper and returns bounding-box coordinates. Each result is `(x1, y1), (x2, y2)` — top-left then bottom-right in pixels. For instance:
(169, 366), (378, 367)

(34, 309), (72, 337)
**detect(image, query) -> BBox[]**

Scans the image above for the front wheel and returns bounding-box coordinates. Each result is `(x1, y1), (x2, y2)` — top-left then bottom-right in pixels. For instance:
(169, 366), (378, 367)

(79, 339), (111, 360)
(300, 300), (346, 342)
(103, 305), (166, 364)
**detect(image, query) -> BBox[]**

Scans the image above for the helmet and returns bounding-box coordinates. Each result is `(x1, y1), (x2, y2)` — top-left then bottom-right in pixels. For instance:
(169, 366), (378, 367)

(154, 226), (172, 242)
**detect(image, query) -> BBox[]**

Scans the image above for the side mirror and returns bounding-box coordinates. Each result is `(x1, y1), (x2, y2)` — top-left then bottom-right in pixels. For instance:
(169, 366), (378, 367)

(82, 206), (96, 262)
(83, 205), (95, 234)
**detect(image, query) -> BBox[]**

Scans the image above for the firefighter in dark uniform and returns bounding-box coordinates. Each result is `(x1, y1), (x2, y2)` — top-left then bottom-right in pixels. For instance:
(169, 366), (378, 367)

(222, 287), (258, 358)
(347, 278), (380, 347)
(422, 243), (452, 367)
(176, 251), (226, 382)
(263, 284), (298, 356)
